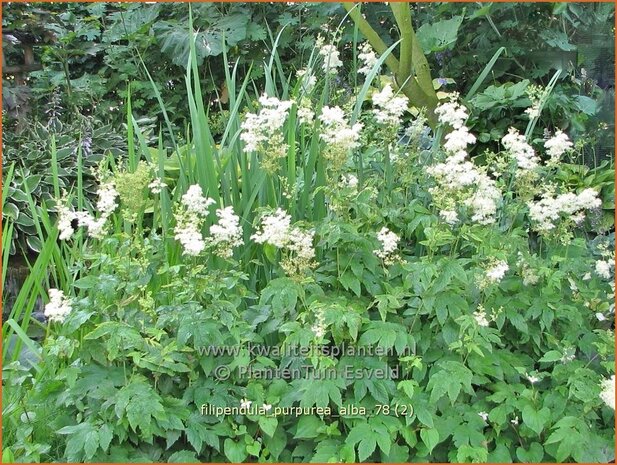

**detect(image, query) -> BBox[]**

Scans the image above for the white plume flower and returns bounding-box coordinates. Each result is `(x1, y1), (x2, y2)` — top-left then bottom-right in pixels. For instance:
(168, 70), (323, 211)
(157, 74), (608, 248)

(96, 182), (119, 217)
(240, 95), (293, 154)
(435, 100), (469, 129)
(485, 260), (509, 284)
(528, 188), (601, 233)
(595, 260), (613, 280)
(371, 84), (409, 126)
(181, 185), (216, 216)
(319, 44), (343, 74)
(501, 127), (539, 171)
(600, 375), (615, 410)
(473, 308), (490, 327)
(57, 204), (76, 241)
(208, 207), (243, 259)
(375, 227), (400, 264)
(149, 178), (167, 194)
(358, 42), (379, 75)
(544, 130), (573, 162)
(174, 184), (215, 256)
(251, 208), (316, 276)
(251, 208), (293, 248)
(44, 289), (72, 323)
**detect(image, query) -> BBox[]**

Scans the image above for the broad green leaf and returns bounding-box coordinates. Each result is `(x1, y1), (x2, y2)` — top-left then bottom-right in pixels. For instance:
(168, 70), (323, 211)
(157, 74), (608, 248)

(420, 428), (439, 454)
(258, 416), (278, 438)
(522, 405), (551, 436)
(223, 438), (248, 463)
(295, 416), (323, 439)
(517, 443), (544, 462)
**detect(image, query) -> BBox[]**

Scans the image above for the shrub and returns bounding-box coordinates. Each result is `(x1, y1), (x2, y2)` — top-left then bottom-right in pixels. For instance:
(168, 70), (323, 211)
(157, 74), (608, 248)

(3, 14), (614, 465)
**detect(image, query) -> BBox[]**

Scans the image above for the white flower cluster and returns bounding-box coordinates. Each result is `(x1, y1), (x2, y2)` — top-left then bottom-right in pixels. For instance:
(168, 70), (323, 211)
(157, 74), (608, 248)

(251, 209), (316, 275)
(526, 373), (540, 384)
(434, 99), (469, 129)
(319, 44), (343, 75)
(240, 95), (293, 153)
(251, 208), (292, 248)
(312, 307), (327, 339)
(319, 106), (363, 171)
(297, 106), (315, 126)
(524, 84), (543, 120)
(239, 399), (272, 412)
(174, 184), (215, 256)
(463, 176), (501, 225)
(595, 259), (614, 280)
(517, 253), (540, 286)
(371, 84), (409, 126)
(182, 185), (214, 215)
(429, 98), (501, 226)
(443, 127), (477, 156)
(297, 68), (317, 94)
(428, 154), (477, 190)
(525, 105), (540, 119)
(439, 210), (459, 225)
(485, 260), (509, 284)
(501, 127), (539, 171)
(544, 130), (573, 163)
(527, 188), (601, 233)
(80, 182), (120, 238)
(319, 106), (363, 150)
(600, 375), (615, 410)
(95, 182), (119, 215)
(339, 173), (359, 189)
(240, 398), (252, 409)
(358, 42), (379, 76)
(375, 227), (400, 264)
(561, 347), (576, 363)
(44, 288), (72, 323)
(57, 182), (119, 241)
(207, 207), (243, 259)
(473, 307), (490, 327)
(58, 203), (76, 241)
(149, 178), (167, 194)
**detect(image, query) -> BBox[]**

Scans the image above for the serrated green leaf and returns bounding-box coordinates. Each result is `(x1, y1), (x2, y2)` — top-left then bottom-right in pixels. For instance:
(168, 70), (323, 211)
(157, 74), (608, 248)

(358, 436), (377, 461)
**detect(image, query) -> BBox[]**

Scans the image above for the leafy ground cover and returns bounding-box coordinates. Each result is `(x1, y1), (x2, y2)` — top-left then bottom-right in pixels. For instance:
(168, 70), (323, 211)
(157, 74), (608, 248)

(2, 3), (615, 463)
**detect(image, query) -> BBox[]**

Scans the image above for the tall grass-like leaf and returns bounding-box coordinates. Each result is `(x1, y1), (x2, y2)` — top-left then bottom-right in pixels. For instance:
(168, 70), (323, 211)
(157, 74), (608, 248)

(264, 25), (290, 98)
(350, 39), (402, 186)
(185, 7), (221, 205)
(2, 163), (16, 284)
(4, 319), (42, 372)
(351, 40), (402, 124)
(156, 132), (171, 238)
(2, 221), (14, 290)
(2, 162), (15, 205)
(2, 229), (58, 362)
(525, 69), (561, 140)
(76, 143), (84, 211)
(126, 84), (137, 172)
(50, 136), (61, 200)
(465, 46), (506, 100)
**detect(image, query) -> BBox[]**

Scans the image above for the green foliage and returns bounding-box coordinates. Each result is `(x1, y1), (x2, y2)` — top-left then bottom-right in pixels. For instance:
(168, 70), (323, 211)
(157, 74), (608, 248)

(2, 119), (125, 254)
(2, 3), (615, 464)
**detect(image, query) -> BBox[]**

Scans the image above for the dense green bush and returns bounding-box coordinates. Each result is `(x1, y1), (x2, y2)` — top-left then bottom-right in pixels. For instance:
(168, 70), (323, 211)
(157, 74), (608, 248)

(2, 2), (613, 254)
(3, 8), (614, 461)
(2, 118), (126, 255)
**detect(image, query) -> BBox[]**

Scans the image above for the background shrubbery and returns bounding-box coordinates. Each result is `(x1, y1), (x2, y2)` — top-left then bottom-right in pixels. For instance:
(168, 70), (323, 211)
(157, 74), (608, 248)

(2, 2), (615, 464)
(3, 2), (614, 255)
